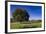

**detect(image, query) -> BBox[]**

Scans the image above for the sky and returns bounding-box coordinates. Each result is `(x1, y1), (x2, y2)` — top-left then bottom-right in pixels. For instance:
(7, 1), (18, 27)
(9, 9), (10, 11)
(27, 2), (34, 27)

(10, 5), (42, 20)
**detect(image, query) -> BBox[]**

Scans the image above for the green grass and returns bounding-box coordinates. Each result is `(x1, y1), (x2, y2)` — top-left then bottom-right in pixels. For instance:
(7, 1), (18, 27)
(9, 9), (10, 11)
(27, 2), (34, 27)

(10, 22), (41, 29)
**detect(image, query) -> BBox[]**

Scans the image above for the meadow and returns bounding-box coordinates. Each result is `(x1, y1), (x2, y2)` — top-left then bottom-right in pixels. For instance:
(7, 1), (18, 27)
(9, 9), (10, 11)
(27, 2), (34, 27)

(10, 21), (41, 29)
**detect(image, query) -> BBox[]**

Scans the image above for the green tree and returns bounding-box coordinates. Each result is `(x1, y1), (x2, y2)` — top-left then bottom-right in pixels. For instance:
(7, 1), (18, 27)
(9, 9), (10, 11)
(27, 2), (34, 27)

(13, 8), (29, 22)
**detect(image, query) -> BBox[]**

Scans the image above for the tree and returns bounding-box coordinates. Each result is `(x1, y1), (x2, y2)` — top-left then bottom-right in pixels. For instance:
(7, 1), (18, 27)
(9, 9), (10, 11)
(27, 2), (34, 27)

(13, 8), (29, 22)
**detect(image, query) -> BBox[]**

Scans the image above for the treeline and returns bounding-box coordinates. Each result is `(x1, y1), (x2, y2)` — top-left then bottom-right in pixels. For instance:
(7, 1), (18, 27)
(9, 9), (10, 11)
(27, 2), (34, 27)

(31, 20), (42, 23)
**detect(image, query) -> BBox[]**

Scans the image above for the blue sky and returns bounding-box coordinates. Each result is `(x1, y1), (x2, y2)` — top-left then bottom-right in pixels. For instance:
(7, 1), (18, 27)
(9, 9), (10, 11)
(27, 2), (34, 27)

(10, 5), (42, 20)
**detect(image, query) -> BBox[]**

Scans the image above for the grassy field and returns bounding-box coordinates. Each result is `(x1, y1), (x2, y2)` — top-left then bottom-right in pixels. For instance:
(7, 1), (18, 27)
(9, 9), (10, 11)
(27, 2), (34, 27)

(10, 21), (42, 29)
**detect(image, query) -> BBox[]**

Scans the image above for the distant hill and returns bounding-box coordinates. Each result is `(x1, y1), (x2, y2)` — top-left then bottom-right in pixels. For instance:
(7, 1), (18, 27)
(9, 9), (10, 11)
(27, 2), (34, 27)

(30, 20), (42, 23)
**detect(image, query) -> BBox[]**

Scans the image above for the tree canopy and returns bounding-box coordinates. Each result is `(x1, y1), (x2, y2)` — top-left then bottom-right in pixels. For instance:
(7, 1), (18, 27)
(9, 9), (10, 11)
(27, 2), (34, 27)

(13, 8), (29, 22)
